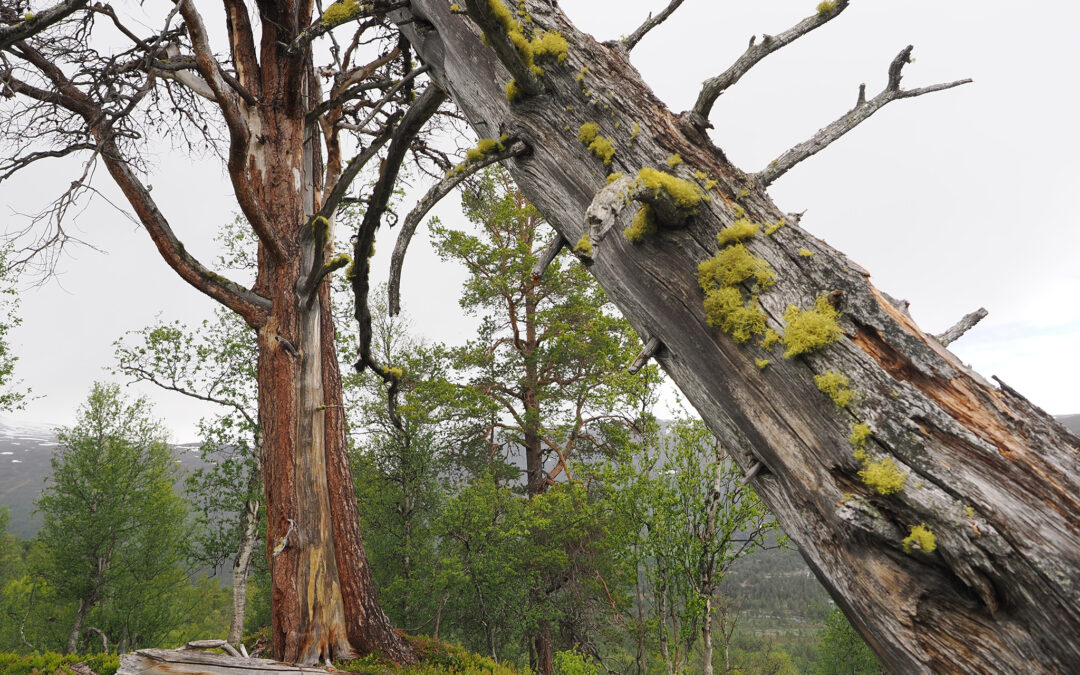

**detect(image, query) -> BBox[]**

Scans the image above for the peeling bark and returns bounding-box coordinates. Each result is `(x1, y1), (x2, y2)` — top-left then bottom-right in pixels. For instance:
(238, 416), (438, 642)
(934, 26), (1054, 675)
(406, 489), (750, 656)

(388, 2), (1080, 671)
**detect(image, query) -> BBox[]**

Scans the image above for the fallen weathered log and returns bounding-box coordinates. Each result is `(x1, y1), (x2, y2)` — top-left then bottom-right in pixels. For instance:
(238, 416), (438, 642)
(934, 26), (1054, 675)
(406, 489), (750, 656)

(117, 648), (333, 675)
(379, 1), (1080, 672)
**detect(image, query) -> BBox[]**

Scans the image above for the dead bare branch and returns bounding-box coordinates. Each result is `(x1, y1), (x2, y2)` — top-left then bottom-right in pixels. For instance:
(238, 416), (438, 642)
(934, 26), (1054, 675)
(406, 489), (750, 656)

(389, 140), (528, 315)
(620, 0), (686, 52)
(289, 0), (411, 54)
(0, 0), (88, 50)
(756, 46), (971, 186)
(688, 0), (850, 129)
(936, 307), (988, 346)
(462, 0), (541, 97)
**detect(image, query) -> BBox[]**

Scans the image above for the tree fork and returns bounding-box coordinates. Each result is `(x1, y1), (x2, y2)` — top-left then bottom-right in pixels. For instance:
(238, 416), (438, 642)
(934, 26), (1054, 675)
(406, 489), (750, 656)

(388, 1), (1080, 671)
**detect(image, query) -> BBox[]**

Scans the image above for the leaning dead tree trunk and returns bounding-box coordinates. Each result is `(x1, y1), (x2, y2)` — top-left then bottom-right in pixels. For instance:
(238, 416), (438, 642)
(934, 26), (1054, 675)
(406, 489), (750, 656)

(382, 1), (1080, 671)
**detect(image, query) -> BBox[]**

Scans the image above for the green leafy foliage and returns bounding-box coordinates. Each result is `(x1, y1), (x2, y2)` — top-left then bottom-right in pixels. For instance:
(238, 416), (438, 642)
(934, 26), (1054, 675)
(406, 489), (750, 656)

(0, 247), (28, 412)
(815, 607), (883, 674)
(34, 383), (191, 652)
(622, 414), (781, 672)
(0, 651), (119, 675)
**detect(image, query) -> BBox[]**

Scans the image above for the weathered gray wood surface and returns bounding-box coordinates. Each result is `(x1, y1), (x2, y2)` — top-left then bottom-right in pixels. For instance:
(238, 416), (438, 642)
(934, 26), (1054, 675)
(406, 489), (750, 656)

(117, 649), (332, 675)
(387, 2), (1080, 672)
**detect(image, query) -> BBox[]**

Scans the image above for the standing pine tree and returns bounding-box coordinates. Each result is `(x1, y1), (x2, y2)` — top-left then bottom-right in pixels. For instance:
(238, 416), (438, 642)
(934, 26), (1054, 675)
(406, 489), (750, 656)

(35, 383), (189, 653)
(431, 166), (657, 673)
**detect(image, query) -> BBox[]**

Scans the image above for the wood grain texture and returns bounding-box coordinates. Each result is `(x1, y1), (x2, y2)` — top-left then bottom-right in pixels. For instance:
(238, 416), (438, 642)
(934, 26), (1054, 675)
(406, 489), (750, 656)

(389, 2), (1080, 671)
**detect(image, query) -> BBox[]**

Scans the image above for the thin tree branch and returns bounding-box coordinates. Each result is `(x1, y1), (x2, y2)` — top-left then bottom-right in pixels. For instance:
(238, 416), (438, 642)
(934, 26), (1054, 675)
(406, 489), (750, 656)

(351, 84), (447, 427)
(688, 0), (851, 129)
(0, 0), (89, 50)
(462, 0), (541, 97)
(935, 307), (988, 346)
(389, 140), (527, 315)
(756, 46), (971, 186)
(175, 0), (281, 260)
(289, 0), (411, 54)
(0, 143), (96, 181)
(621, 0), (686, 52)
(313, 120), (398, 226)
(221, 0), (260, 97)
(331, 64), (429, 131)
(629, 336), (662, 375)
(1, 63), (271, 323)
(530, 234), (566, 282)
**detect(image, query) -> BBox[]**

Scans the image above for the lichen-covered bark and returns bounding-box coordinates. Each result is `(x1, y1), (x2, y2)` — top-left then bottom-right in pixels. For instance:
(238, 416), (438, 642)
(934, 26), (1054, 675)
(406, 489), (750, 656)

(390, 2), (1080, 671)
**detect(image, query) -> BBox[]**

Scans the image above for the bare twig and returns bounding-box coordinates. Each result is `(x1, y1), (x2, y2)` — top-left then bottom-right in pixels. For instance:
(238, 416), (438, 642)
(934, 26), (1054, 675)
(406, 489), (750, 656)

(0, 0), (89, 50)
(739, 461), (763, 486)
(389, 140), (528, 315)
(621, 0), (686, 51)
(628, 336), (662, 375)
(530, 235), (567, 282)
(331, 64), (429, 131)
(688, 1), (850, 129)
(756, 46), (971, 186)
(935, 307), (988, 346)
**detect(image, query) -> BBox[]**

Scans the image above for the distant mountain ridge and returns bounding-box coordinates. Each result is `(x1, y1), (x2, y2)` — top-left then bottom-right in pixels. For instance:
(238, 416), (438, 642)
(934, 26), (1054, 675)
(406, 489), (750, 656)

(3, 414), (1080, 539)
(0, 419), (203, 539)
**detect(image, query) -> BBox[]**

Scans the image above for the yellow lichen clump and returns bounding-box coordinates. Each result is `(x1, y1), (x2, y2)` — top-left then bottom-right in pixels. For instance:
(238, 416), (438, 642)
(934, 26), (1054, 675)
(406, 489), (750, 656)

(322, 0), (364, 26)
(860, 457), (906, 495)
(902, 524), (937, 554)
(755, 358), (770, 370)
(781, 295), (843, 358)
(702, 287), (767, 343)
(450, 3), (460, 11)
(486, 0), (568, 99)
(605, 172), (624, 185)
(574, 234), (593, 256)
(815, 370), (854, 408)
(382, 365), (404, 378)
(636, 168), (702, 209)
(623, 206), (656, 244)
(697, 244), (775, 289)
(666, 153), (683, 168)
(816, 0), (839, 17)
(848, 422), (907, 495)
(716, 218), (761, 246)
(799, 248), (814, 258)
(764, 218), (785, 235)
(848, 422), (872, 454)
(588, 136), (616, 164)
(762, 329), (781, 350)
(578, 122), (599, 143)
(577, 122), (616, 164)
(449, 136), (508, 175)
(696, 216), (775, 343)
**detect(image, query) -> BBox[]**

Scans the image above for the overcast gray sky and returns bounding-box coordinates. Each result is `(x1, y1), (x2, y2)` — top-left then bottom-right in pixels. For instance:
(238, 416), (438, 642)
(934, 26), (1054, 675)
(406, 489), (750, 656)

(2, 0), (1078, 441)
